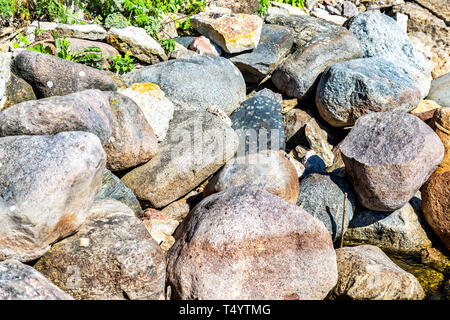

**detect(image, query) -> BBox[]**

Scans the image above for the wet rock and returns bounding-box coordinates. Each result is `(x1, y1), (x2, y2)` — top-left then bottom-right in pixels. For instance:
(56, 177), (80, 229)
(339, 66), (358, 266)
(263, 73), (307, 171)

(189, 36), (222, 56)
(120, 83), (175, 142)
(427, 73), (450, 108)
(191, 13), (263, 53)
(204, 150), (299, 203)
(331, 245), (424, 300)
(0, 260), (73, 300)
(54, 24), (107, 40)
(124, 56), (246, 115)
(231, 95), (285, 154)
(0, 132), (106, 262)
(167, 185), (338, 300)
(107, 26), (168, 64)
(121, 111), (238, 209)
(269, 15), (363, 99)
(34, 199), (166, 300)
(95, 169), (142, 216)
(230, 24), (294, 83)
(12, 50), (117, 98)
(316, 57), (422, 127)
(340, 112), (444, 211)
(344, 203), (432, 255)
(297, 173), (356, 242)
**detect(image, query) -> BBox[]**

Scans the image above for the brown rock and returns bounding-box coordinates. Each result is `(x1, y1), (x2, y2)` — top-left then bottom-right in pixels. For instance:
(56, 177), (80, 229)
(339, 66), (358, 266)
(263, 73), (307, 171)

(410, 99), (441, 121)
(283, 108), (311, 147)
(189, 36), (222, 56)
(413, 0), (449, 23)
(2, 73), (36, 110)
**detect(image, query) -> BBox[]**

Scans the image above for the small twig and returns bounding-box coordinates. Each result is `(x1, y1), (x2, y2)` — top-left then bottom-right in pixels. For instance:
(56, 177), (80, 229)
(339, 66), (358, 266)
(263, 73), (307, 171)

(340, 192), (347, 248)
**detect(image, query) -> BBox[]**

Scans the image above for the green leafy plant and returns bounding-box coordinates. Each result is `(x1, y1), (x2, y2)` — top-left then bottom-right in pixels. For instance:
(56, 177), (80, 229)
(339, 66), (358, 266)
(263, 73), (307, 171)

(105, 12), (130, 28)
(0, 0), (16, 18)
(12, 31), (30, 48)
(258, 0), (306, 16)
(71, 47), (104, 69)
(35, 0), (71, 23)
(159, 38), (176, 53)
(108, 52), (135, 74)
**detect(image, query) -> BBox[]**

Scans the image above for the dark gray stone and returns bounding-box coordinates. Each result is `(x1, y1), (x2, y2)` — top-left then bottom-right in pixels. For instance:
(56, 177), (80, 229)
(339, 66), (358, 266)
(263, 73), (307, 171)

(426, 72), (450, 108)
(124, 56), (246, 115)
(316, 57), (422, 127)
(174, 36), (196, 48)
(296, 173), (356, 242)
(252, 88), (283, 104)
(229, 24), (294, 83)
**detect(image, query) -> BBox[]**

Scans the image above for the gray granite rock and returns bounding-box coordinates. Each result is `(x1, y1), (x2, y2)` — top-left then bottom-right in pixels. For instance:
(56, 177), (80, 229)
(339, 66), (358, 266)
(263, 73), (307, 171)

(0, 132), (106, 262)
(0, 260), (73, 300)
(297, 173), (356, 242)
(230, 24), (294, 83)
(340, 112), (444, 211)
(426, 73), (450, 108)
(316, 57), (422, 127)
(252, 88), (283, 104)
(124, 56), (246, 115)
(167, 185), (338, 300)
(34, 199), (166, 300)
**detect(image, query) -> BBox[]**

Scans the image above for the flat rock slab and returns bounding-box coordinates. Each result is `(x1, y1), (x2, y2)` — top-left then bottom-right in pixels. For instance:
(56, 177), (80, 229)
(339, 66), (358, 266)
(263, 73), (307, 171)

(204, 149), (299, 203)
(331, 245), (424, 300)
(427, 73), (450, 108)
(12, 50), (117, 98)
(344, 203), (432, 255)
(124, 56), (246, 115)
(269, 15), (363, 99)
(316, 57), (422, 127)
(231, 95), (286, 154)
(34, 199), (166, 300)
(230, 24), (294, 83)
(297, 173), (356, 242)
(0, 260), (73, 300)
(345, 11), (432, 98)
(340, 112), (444, 211)
(0, 132), (106, 262)
(121, 111), (239, 209)
(167, 185), (338, 300)
(107, 26), (167, 64)
(54, 24), (107, 40)
(191, 13), (263, 53)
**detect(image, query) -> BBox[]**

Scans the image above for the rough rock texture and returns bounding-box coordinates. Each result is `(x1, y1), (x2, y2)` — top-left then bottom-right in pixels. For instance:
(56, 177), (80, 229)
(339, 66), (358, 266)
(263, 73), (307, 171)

(0, 132), (106, 262)
(283, 108), (311, 147)
(204, 150), (299, 203)
(410, 99), (441, 121)
(231, 95), (285, 154)
(142, 208), (179, 251)
(189, 36), (222, 56)
(269, 15), (363, 99)
(296, 173), (356, 242)
(34, 199), (166, 300)
(121, 111), (239, 209)
(95, 169), (142, 216)
(119, 83), (175, 142)
(344, 203), (432, 255)
(12, 50), (117, 98)
(427, 73), (450, 108)
(340, 112), (444, 211)
(316, 57), (422, 127)
(304, 118), (334, 168)
(107, 26), (168, 64)
(167, 185), (338, 300)
(0, 260), (73, 300)
(230, 24), (294, 83)
(0, 89), (159, 171)
(0, 52), (11, 110)
(207, 0), (260, 14)
(1, 72), (36, 111)
(345, 11), (432, 98)
(331, 245), (424, 300)
(191, 13), (263, 53)
(54, 23), (107, 40)
(432, 107), (450, 170)
(413, 0), (449, 23)
(124, 56), (246, 115)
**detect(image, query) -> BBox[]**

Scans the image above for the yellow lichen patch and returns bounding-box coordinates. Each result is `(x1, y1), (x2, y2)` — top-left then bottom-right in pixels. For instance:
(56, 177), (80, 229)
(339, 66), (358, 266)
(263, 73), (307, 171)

(130, 83), (160, 93)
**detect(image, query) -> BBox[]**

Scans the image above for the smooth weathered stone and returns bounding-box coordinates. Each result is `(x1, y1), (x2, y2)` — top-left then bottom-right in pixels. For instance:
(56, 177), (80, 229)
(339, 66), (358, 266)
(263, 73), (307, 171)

(107, 26), (168, 64)
(230, 24), (294, 83)
(427, 73), (450, 108)
(0, 90), (159, 171)
(124, 56), (246, 115)
(121, 111), (239, 209)
(297, 173), (356, 242)
(95, 169), (142, 216)
(54, 23), (107, 40)
(340, 112), (444, 211)
(0, 132), (106, 262)
(310, 8), (348, 25)
(142, 208), (179, 251)
(342, 1), (359, 17)
(34, 199), (166, 300)
(345, 12), (432, 98)
(169, 42), (198, 59)
(269, 15), (363, 99)
(12, 50), (117, 98)
(120, 83), (175, 142)
(167, 185), (338, 300)
(189, 36), (222, 56)
(0, 260), (73, 300)
(191, 13), (263, 54)
(316, 57), (422, 127)
(204, 150), (299, 203)
(304, 118), (334, 168)
(331, 245), (424, 300)
(344, 203), (432, 255)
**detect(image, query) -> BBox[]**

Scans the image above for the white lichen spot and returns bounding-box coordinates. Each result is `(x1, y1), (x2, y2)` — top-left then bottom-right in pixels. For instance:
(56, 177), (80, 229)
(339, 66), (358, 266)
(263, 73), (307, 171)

(9, 205), (16, 212)
(79, 71), (86, 77)
(46, 81), (53, 88)
(79, 238), (90, 247)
